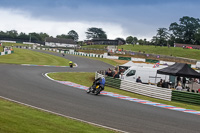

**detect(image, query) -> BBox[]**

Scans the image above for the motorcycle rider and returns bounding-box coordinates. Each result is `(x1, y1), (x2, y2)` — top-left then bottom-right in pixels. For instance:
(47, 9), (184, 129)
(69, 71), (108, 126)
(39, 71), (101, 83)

(96, 77), (106, 90)
(94, 77), (106, 90)
(69, 61), (73, 68)
(87, 77), (106, 94)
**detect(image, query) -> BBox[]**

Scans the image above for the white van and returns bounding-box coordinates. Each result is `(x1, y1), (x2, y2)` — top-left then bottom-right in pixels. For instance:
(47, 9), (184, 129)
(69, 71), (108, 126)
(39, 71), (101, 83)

(196, 61), (200, 69)
(120, 65), (169, 84)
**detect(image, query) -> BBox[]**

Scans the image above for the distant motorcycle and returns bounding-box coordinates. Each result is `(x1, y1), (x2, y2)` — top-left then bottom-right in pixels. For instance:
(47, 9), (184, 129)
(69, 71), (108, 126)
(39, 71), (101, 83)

(69, 61), (73, 68)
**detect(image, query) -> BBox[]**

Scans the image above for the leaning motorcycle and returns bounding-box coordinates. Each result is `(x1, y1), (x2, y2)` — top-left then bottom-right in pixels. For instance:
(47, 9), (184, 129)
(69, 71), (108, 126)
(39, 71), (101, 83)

(86, 78), (104, 95)
(86, 85), (103, 95)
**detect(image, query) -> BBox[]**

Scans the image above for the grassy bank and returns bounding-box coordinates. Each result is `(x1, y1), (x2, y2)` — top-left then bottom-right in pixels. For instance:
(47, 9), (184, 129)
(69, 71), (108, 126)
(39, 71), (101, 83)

(0, 98), (115, 133)
(118, 45), (200, 60)
(82, 44), (200, 60)
(82, 45), (107, 49)
(0, 46), (3, 52)
(0, 48), (69, 66)
(48, 72), (200, 111)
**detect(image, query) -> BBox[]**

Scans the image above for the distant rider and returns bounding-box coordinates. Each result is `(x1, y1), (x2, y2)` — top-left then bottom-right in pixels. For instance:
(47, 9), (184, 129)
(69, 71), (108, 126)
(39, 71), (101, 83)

(69, 61), (73, 68)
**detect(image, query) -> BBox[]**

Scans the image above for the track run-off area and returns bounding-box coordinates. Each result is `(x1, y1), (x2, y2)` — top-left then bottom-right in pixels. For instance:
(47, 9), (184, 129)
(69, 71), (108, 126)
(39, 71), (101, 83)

(0, 49), (200, 133)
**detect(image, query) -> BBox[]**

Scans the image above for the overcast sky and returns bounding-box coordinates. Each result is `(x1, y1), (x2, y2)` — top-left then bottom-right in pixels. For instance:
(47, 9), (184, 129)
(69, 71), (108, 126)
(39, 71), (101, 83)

(0, 0), (200, 41)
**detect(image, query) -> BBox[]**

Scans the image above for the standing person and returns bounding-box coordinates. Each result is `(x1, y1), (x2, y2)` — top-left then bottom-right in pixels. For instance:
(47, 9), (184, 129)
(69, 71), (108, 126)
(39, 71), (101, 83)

(136, 76), (142, 83)
(119, 68), (125, 79)
(176, 83), (183, 91)
(177, 76), (181, 86)
(105, 68), (113, 77)
(113, 68), (119, 78)
(157, 79), (163, 87)
(182, 77), (186, 89)
(162, 80), (169, 88)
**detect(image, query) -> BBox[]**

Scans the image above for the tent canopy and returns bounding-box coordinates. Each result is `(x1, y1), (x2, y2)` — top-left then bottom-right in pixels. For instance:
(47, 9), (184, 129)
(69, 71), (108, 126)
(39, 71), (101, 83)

(157, 63), (200, 78)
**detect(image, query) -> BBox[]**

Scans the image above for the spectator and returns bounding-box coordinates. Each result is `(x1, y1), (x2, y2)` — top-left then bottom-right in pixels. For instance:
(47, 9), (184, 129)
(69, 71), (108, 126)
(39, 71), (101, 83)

(113, 68), (119, 78)
(176, 83), (182, 91)
(157, 79), (163, 87)
(162, 80), (169, 88)
(105, 68), (113, 77)
(182, 77), (186, 89)
(119, 68), (125, 79)
(136, 76), (142, 83)
(177, 76), (181, 86)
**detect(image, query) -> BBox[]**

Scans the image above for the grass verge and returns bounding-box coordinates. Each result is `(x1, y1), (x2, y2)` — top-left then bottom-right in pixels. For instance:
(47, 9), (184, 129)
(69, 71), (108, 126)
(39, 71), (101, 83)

(48, 72), (200, 111)
(117, 45), (200, 60)
(74, 55), (122, 66)
(0, 46), (3, 52)
(81, 44), (200, 60)
(0, 98), (115, 133)
(0, 48), (69, 66)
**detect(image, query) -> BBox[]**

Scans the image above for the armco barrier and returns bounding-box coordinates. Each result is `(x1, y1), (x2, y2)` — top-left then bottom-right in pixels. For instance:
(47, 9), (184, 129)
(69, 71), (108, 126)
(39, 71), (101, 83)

(95, 72), (172, 101)
(0, 50), (14, 56)
(118, 56), (131, 60)
(172, 90), (200, 105)
(120, 80), (172, 101)
(145, 59), (159, 63)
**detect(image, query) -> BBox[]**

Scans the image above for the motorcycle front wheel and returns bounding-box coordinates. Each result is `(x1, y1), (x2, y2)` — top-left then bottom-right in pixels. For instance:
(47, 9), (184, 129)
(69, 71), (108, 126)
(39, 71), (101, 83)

(86, 87), (91, 93)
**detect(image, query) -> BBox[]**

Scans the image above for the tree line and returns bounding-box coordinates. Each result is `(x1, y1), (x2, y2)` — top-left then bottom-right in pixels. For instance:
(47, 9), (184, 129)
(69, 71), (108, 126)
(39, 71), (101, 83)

(0, 30), (79, 44)
(126, 16), (200, 46)
(0, 16), (200, 45)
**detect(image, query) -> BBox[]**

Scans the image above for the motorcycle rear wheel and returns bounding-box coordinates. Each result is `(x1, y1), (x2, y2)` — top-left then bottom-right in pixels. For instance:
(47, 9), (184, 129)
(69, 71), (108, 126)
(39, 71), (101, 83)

(94, 87), (102, 95)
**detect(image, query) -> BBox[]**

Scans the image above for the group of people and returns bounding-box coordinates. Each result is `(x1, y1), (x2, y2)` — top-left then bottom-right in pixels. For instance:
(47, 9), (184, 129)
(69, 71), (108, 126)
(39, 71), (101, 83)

(175, 76), (187, 90)
(176, 77), (200, 92)
(106, 67), (143, 83)
(157, 79), (170, 88)
(105, 68), (121, 78)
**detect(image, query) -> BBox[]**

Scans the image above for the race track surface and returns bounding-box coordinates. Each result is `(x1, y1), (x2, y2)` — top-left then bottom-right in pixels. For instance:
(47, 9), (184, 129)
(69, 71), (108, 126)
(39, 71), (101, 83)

(0, 50), (200, 133)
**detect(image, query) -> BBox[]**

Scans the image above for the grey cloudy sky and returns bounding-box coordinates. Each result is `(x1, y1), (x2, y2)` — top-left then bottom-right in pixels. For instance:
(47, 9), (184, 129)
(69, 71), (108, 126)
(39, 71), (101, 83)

(0, 0), (199, 41)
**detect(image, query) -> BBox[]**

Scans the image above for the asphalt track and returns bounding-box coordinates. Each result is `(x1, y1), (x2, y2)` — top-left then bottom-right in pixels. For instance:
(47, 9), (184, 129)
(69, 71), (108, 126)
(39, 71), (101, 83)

(0, 50), (200, 133)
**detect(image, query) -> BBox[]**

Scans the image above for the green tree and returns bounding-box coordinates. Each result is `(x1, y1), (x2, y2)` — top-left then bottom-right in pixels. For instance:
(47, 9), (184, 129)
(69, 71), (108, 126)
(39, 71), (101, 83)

(195, 28), (200, 45)
(151, 36), (158, 44)
(56, 34), (74, 39)
(6, 30), (18, 38)
(144, 38), (147, 45)
(138, 39), (144, 45)
(39, 32), (49, 42)
(85, 27), (107, 39)
(133, 37), (138, 44)
(29, 32), (42, 42)
(126, 36), (134, 44)
(156, 28), (169, 46)
(68, 30), (79, 42)
(18, 32), (29, 41)
(169, 16), (200, 44)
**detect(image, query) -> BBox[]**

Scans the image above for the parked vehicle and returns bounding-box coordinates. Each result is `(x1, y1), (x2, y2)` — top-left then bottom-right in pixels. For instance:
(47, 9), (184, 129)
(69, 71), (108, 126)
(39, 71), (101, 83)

(196, 61), (200, 69)
(120, 65), (169, 84)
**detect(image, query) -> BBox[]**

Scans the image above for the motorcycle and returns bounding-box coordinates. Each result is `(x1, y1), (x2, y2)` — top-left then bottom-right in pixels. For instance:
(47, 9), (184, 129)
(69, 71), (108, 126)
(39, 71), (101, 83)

(86, 78), (104, 95)
(69, 63), (73, 68)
